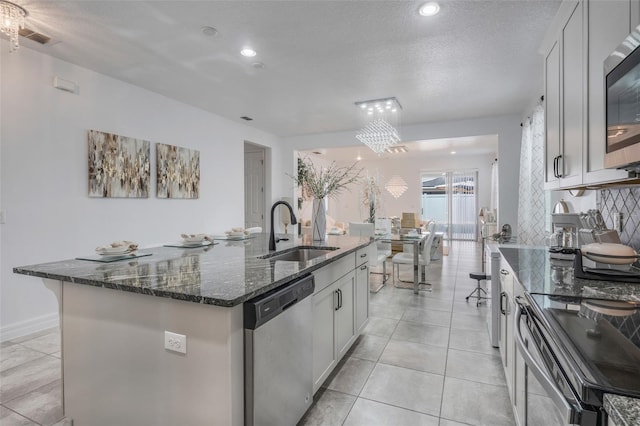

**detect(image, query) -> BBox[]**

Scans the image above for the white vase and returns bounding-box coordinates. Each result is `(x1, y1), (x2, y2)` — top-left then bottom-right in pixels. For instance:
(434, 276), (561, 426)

(312, 198), (326, 241)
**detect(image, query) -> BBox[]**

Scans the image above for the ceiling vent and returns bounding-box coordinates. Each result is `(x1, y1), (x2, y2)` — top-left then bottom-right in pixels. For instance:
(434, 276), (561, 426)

(240, 116), (253, 121)
(386, 145), (408, 154)
(19, 27), (52, 45)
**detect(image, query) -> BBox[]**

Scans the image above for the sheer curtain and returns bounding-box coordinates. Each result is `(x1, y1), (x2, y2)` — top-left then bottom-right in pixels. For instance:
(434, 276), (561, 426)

(490, 159), (498, 212)
(517, 102), (546, 245)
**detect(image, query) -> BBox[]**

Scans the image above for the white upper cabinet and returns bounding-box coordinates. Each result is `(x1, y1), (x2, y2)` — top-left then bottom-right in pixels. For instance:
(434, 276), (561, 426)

(584, 0), (636, 184)
(542, 0), (639, 189)
(543, 1), (583, 189)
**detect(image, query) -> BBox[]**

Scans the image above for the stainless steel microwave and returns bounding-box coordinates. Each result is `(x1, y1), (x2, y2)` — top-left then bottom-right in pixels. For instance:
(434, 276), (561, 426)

(605, 26), (640, 171)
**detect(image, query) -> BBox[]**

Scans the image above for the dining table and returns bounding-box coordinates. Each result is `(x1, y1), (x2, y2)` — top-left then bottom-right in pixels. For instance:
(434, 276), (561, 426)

(375, 233), (428, 294)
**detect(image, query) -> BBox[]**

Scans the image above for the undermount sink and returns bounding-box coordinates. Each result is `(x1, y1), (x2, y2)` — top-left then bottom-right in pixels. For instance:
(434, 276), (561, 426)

(259, 246), (339, 262)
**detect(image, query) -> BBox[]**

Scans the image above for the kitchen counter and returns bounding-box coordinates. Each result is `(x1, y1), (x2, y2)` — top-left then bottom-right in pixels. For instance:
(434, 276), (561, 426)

(499, 246), (640, 301)
(13, 233), (372, 307)
(498, 245), (640, 424)
(604, 394), (640, 426)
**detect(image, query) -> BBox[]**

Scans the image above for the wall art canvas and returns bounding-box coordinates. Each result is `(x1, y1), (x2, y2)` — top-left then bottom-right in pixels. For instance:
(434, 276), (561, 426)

(88, 130), (151, 198)
(156, 143), (200, 199)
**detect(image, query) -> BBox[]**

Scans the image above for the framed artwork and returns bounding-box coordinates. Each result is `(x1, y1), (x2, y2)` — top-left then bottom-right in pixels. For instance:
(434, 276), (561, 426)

(156, 143), (200, 199)
(88, 130), (150, 198)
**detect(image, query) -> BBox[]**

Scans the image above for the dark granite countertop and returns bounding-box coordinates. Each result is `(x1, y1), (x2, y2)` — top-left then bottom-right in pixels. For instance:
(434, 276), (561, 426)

(13, 233), (372, 307)
(604, 394), (640, 426)
(498, 246), (640, 301)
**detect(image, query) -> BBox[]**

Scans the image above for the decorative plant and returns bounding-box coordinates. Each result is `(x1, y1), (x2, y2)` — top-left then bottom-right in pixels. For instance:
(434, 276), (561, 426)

(289, 157), (362, 199)
(361, 173), (382, 223)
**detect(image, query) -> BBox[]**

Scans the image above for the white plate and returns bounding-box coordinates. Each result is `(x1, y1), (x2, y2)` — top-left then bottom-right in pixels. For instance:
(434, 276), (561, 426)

(181, 241), (211, 247)
(181, 233), (207, 244)
(226, 231), (248, 238)
(97, 251), (136, 258)
(96, 246), (134, 255)
(581, 243), (638, 265)
(582, 299), (639, 316)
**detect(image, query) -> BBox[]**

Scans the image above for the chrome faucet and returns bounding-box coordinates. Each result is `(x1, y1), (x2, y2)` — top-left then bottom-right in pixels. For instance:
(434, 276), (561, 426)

(269, 201), (297, 251)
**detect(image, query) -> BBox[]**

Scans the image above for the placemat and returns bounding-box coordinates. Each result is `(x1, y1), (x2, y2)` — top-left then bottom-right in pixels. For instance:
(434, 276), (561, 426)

(76, 252), (152, 263)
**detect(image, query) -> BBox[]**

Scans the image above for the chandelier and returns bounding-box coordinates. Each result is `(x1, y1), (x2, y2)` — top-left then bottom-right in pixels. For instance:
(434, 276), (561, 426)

(0, 1), (27, 52)
(354, 97), (402, 154)
(385, 175), (408, 199)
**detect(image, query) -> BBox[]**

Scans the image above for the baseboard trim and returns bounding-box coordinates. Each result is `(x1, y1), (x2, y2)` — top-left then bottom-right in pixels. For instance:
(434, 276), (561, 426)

(0, 313), (59, 342)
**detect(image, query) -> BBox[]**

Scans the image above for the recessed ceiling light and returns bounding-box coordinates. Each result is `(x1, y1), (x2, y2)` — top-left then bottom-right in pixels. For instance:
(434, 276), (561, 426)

(356, 155), (362, 161)
(241, 48), (257, 57)
(251, 62), (266, 69)
(201, 26), (218, 37)
(419, 2), (440, 16)
(450, 151), (456, 154)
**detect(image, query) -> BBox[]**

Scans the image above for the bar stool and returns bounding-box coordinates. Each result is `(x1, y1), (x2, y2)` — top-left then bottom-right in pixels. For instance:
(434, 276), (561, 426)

(466, 272), (489, 307)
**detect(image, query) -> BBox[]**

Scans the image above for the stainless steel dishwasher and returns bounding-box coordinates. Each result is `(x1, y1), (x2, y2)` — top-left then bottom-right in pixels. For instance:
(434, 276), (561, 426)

(244, 274), (315, 426)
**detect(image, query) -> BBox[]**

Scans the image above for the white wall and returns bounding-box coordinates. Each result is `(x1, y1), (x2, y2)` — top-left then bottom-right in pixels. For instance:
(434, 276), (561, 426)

(0, 44), (285, 339)
(283, 115), (522, 233)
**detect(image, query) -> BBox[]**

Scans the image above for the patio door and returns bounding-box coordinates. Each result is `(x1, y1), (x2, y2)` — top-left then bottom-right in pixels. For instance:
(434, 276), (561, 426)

(421, 170), (478, 241)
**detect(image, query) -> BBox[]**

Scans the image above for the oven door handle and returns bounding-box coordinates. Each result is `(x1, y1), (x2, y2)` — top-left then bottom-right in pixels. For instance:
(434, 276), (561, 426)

(514, 297), (576, 424)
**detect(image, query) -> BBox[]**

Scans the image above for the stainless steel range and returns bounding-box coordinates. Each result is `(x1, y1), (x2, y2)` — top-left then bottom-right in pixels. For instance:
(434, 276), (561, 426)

(498, 246), (640, 426)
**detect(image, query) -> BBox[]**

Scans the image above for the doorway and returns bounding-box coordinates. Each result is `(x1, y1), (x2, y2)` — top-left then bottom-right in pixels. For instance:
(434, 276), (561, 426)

(244, 143), (266, 230)
(421, 170), (478, 241)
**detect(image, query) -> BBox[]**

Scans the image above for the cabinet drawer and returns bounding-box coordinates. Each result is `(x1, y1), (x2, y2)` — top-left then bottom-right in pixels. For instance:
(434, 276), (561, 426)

(312, 253), (355, 293)
(355, 244), (373, 266)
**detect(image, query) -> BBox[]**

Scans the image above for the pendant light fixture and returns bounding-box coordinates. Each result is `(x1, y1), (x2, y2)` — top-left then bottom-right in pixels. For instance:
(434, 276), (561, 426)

(0, 0), (27, 52)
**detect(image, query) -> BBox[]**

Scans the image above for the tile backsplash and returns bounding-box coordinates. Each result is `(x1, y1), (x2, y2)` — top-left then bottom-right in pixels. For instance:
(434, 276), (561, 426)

(597, 187), (640, 251)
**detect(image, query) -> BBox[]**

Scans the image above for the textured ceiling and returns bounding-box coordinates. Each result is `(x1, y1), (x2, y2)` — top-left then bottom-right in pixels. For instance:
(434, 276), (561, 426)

(16, 0), (561, 137)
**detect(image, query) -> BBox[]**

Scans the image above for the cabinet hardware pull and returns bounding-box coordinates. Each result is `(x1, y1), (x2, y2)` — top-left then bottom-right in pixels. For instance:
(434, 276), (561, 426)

(360, 265), (367, 271)
(500, 269), (509, 275)
(334, 290), (340, 311)
(553, 156), (558, 178)
(360, 253), (367, 258)
(500, 291), (506, 315)
(556, 155), (563, 178)
(337, 289), (342, 309)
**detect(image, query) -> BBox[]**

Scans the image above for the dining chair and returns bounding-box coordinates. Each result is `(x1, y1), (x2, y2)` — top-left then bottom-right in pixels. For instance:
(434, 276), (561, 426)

(348, 222), (390, 287)
(391, 221), (436, 287)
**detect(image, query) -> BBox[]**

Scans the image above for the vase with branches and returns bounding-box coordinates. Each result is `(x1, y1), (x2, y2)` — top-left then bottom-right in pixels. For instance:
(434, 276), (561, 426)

(289, 157), (362, 241)
(362, 173), (382, 224)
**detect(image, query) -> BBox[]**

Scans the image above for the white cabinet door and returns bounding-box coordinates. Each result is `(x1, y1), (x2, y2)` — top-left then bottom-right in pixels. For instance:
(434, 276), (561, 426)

(545, 39), (562, 188)
(559, 0), (584, 188)
(312, 283), (337, 393)
(355, 263), (369, 334)
(335, 271), (356, 360)
(499, 261), (514, 391)
(512, 283), (526, 426)
(584, 0), (633, 184)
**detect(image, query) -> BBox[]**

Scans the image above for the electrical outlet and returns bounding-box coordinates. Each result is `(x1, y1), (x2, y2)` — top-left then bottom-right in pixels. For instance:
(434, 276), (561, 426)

(164, 331), (186, 354)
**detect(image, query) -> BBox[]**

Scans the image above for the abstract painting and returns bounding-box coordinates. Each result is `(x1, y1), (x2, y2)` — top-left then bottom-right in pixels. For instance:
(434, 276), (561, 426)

(88, 130), (150, 198)
(156, 143), (200, 199)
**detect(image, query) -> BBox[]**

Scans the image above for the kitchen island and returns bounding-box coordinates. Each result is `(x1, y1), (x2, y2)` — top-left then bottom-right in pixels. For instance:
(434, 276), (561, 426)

(13, 233), (373, 426)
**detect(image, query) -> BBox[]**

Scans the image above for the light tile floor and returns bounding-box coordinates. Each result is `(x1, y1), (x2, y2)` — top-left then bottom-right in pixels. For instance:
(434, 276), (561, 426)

(299, 241), (515, 426)
(0, 241), (512, 426)
(0, 328), (67, 426)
